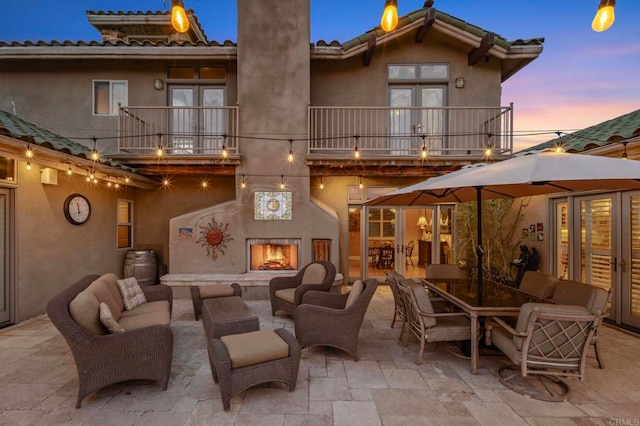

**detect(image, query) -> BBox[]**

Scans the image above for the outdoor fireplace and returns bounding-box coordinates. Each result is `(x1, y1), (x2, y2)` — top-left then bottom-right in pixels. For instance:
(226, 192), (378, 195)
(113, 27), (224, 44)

(248, 239), (300, 271)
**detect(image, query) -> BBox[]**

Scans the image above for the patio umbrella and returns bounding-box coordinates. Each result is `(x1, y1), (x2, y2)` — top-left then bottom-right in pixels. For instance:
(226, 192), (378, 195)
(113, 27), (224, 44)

(365, 152), (640, 302)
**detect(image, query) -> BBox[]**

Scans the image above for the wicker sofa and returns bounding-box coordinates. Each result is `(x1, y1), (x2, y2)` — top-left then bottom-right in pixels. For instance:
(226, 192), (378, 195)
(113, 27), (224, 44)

(47, 273), (174, 408)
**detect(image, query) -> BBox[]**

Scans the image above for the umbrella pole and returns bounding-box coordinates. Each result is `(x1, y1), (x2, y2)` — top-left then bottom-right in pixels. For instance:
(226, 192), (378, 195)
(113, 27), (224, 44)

(475, 186), (484, 305)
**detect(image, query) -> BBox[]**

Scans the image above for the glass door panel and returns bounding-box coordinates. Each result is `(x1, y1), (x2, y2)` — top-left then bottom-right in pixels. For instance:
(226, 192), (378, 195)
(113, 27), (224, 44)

(578, 196), (613, 290)
(419, 87), (445, 155)
(389, 87), (413, 155)
(621, 193), (640, 328)
(0, 188), (11, 325)
(365, 207), (396, 279)
(348, 206), (363, 283)
(171, 87), (195, 153)
(201, 87), (225, 153)
(554, 200), (569, 279)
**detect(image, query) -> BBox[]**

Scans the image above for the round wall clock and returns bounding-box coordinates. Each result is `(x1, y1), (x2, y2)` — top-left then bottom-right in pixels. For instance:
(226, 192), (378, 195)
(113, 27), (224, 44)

(63, 193), (91, 225)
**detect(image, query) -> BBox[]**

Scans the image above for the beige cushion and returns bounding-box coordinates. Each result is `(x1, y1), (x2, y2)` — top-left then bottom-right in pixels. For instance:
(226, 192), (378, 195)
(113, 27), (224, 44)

(275, 288), (296, 304)
(118, 310), (171, 330)
(406, 280), (436, 328)
(95, 273), (125, 313)
(116, 277), (147, 311)
(425, 316), (471, 342)
(425, 264), (464, 280)
(99, 302), (125, 334)
(301, 263), (327, 285)
(119, 300), (170, 318)
(69, 289), (105, 335)
(551, 280), (609, 314)
(199, 285), (236, 299)
(345, 280), (364, 308)
(519, 271), (559, 299)
(221, 330), (290, 369)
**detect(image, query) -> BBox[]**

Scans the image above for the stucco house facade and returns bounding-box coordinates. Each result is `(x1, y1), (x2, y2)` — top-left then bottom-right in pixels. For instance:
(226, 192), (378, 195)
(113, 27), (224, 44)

(0, 0), (544, 326)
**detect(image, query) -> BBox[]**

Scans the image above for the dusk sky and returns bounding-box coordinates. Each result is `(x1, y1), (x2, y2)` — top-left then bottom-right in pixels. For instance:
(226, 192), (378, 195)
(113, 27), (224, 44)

(2, 0), (639, 152)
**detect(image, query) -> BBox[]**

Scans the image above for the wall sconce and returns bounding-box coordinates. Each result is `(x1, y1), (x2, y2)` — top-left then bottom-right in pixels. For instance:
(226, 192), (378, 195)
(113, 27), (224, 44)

(592, 0), (615, 32)
(154, 79), (164, 90)
(455, 77), (465, 89)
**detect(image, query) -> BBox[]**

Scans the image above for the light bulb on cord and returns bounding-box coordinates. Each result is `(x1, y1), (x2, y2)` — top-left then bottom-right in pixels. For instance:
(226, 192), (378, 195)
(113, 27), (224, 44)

(241, 175), (247, 189)
(380, 0), (399, 32)
(592, 0), (615, 32)
(171, 0), (190, 33)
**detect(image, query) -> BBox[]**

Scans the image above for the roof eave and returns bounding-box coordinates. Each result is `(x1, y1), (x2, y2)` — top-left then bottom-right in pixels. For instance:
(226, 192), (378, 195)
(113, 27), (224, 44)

(0, 45), (238, 60)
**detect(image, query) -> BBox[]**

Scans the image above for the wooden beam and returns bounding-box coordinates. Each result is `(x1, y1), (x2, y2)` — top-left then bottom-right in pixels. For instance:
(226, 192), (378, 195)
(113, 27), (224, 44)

(415, 8), (436, 43)
(468, 32), (495, 66)
(363, 32), (377, 67)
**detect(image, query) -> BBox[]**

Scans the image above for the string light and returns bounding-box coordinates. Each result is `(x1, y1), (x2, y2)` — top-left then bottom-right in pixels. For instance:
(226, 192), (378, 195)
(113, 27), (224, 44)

(201, 180), (209, 189)
(622, 141), (628, 160)
(163, 177), (171, 186)
(287, 139), (294, 163)
(380, 0), (399, 32)
(484, 144), (493, 157)
(240, 174), (247, 189)
(67, 166), (72, 176)
(156, 145), (164, 157)
(279, 175), (285, 190)
(592, 0), (615, 32)
(91, 137), (99, 161)
(221, 134), (228, 160)
(125, 177), (131, 184)
(359, 176), (364, 190)
(420, 135), (428, 159)
(171, 0), (190, 33)
(26, 161), (31, 170)
(354, 135), (360, 160)
(319, 176), (325, 190)
(25, 143), (33, 159)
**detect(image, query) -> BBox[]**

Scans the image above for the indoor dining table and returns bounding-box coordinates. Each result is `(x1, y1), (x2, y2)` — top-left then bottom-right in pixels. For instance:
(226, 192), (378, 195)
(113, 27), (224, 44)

(421, 278), (543, 374)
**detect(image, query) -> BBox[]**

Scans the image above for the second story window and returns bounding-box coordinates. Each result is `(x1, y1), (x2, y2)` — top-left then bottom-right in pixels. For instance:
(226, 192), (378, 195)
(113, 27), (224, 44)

(93, 80), (127, 116)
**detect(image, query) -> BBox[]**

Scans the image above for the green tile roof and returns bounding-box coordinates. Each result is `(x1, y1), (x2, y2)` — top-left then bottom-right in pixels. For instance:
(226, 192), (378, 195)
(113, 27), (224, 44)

(519, 109), (640, 154)
(0, 110), (134, 170)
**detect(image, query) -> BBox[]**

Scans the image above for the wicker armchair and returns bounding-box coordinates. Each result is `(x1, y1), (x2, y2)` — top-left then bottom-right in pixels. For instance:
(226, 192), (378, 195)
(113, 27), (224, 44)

(47, 275), (174, 408)
(294, 278), (378, 361)
(489, 303), (600, 401)
(269, 261), (336, 317)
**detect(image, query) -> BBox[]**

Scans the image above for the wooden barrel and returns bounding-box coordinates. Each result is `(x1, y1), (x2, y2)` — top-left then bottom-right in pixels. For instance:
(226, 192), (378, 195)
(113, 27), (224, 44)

(123, 250), (158, 287)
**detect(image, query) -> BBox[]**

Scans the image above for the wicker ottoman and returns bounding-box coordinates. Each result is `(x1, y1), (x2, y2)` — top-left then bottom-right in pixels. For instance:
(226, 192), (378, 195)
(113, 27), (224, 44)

(208, 328), (301, 411)
(202, 296), (260, 340)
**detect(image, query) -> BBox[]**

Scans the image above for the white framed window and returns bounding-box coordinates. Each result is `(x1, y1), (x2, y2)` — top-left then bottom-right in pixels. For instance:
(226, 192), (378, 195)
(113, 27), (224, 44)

(93, 80), (127, 115)
(388, 64), (449, 82)
(117, 199), (133, 249)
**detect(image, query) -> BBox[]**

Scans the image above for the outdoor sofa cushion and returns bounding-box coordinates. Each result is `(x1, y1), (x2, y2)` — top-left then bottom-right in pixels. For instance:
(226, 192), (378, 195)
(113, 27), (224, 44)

(220, 329), (290, 369)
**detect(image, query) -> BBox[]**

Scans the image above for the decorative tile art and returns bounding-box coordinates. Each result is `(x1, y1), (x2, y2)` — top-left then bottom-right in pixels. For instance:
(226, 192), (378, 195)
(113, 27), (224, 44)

(254, 192), (292, 220)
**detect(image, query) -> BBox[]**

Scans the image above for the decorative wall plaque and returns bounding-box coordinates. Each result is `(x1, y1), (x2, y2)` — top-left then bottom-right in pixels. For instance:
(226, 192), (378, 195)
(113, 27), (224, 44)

(255, 192), (292, 220)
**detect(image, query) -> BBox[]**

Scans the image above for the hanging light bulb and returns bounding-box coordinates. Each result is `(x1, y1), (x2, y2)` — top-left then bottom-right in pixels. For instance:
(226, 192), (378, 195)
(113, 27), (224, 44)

(380, 0), (399, 33)
(354, 146), (360, 159)
(287, 139), (294, 163)
(171, 0), (190, 33)
(26, 161), (31, 170)
(240, 174), (247, 189)
(592, 0), (615, 32)
(221, 145), (228, 159)
(484, 144), (493, 157)
(125, 177), (131, 184)
(319, 177), (325, 190)
(67, 166), (73, 176)
(25, 143), (33, 159)
(86, 175), (91, 182)
(163, 177), (171, 186)
(279, 175), (285, 190)
(156, 145), (164, 157)
(359, 176), (364, 190)
(622, 141), (628, 160)
(115, 182), (120, 189)
(90, 137), (99, 161)
(201, 180), (208, 189)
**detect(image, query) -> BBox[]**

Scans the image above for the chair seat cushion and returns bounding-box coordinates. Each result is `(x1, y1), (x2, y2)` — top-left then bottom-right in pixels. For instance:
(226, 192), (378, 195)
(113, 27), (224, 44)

(275, 288), (296, 304)
(118, 310), (171, 330)
(425, 316), (471, 342)
(199, 285), (236, 299)
(220, 329), (290, 369)
(120, 300), (171, 318)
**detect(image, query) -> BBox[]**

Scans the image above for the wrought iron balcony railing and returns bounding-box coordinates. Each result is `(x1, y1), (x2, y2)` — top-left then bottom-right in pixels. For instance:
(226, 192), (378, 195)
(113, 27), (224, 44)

(308, 106), (513, 159)
(118, 106), (239, 155)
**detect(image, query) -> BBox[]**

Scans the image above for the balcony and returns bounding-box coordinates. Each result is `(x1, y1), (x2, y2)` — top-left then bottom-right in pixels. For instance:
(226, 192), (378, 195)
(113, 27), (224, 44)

(116, 105), (512, 162)
(308, 106), (513, 160)
(118, 106), (239, 156)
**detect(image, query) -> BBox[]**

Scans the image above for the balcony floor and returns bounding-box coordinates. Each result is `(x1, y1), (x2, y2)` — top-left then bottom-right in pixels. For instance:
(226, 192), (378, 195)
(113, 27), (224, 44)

(1, 286), (639, 424)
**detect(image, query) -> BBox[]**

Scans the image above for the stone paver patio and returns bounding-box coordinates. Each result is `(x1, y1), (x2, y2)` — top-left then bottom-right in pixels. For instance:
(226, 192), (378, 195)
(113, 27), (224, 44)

(1, 286), (639, 425)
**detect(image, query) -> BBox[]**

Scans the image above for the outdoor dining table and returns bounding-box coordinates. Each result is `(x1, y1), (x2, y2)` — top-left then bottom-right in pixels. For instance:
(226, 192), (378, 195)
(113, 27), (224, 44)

(421, 278), (543, 374)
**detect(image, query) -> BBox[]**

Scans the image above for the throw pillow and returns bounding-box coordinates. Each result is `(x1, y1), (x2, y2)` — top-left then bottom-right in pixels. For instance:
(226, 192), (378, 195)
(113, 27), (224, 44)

(99, 302), (125, 333)
(116, 277), (147, 311)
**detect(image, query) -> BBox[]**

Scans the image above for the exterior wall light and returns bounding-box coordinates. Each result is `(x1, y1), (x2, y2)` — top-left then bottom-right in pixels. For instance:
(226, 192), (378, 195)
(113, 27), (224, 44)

(154, 79), (164, 90)
(380, 0), (399, 33)
(171, 0), (190, 33)
(592, 0), (615, 32)
(455, 77), (465, 89)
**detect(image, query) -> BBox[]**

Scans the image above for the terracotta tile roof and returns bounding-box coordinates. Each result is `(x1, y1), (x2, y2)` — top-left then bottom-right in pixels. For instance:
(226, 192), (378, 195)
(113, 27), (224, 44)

(0, 110), (134, 170)
(519, 109), (640, 154)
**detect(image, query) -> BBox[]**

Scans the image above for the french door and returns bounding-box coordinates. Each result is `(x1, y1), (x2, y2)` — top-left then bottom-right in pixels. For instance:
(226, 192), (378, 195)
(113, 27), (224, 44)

(554, 192), (640, 329)
(389, 85), (446, 155)
(0, 188), (14, 326)
(170, 86), (226, 154)
(621, 192), (640, 328)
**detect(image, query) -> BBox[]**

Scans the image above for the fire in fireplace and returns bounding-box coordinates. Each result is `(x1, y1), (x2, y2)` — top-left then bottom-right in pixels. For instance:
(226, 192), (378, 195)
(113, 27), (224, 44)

(248, 239), (300, 271)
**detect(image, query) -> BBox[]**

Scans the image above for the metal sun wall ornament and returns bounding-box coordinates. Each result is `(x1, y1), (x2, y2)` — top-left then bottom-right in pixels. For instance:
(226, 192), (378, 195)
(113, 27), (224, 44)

(195, 217), (233, 259)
